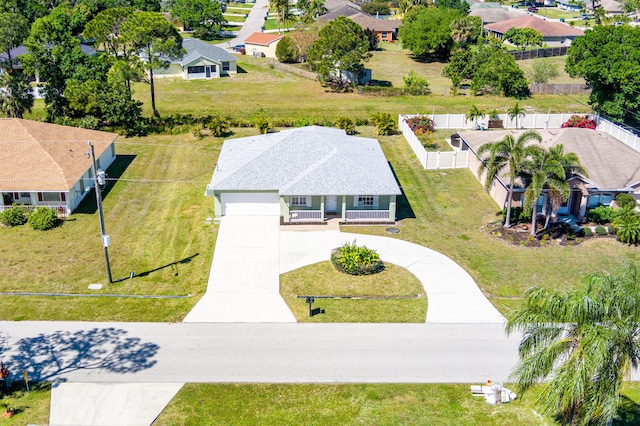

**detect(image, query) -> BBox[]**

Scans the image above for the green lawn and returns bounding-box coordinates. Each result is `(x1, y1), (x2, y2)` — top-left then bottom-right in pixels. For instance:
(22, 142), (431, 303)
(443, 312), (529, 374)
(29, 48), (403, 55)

(222, 14), (247, 22)
(0, 381), (51, 426)
(280, 261), (426, 322)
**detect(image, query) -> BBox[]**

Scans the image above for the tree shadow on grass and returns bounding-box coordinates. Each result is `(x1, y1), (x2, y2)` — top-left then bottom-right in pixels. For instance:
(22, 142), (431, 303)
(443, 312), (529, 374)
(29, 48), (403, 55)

(5, 328), (159, 382)
(388, 162), (416, 220)
(74, 154), (136, 215)
(614, 395), (640, 425)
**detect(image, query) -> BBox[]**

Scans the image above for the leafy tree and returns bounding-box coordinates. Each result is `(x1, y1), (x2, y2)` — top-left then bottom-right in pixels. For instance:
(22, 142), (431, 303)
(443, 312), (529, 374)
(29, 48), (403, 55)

(507, 102), (526, 129)
(436, 0), (469, 12)
(363, 28), (378, 51)
(121, 11), (184, 116)
(275, 35), (299, 63)
(171, 0), (225, 38)
(0, 12), (29, 71)
(399, 6), (463, 59)
(84, 7), (134, 60)
(477, 130), (543, 227)
(299, 0), (326, 21)
(566, 25), (640, 126)
(362, 1), (390, 15)
(402, 70), (430, 95)
(289, 26), (321, 62)
(504, 28), (543, 50)
(465, 104), (485, 129)
(307, 16), (371, 88)
(0, 72), (34, 118)
(449, 15), (482, 49)
(530, 59), (559, 84)
(506, 263), (640, 425)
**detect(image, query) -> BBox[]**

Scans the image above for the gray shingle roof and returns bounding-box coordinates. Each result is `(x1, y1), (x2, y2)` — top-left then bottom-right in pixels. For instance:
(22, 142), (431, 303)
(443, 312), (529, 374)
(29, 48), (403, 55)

(179, 39), (237, 66)
(459, 128), (640, 191)
(208, 126), (401, 196)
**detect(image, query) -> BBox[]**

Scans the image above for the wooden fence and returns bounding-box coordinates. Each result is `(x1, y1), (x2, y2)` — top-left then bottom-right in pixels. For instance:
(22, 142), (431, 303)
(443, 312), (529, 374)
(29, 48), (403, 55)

(529, 84), (590, 95)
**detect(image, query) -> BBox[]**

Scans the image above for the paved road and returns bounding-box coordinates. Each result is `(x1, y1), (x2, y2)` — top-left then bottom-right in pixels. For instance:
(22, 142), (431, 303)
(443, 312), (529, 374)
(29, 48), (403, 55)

(1, 321), (520, 384)
(222, 0), (271, 48)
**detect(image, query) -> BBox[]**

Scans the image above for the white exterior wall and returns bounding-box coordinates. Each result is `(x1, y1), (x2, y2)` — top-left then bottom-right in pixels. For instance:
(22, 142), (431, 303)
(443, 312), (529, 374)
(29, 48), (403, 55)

(246, 42), (279, 58)
(152, 64), (183, 79)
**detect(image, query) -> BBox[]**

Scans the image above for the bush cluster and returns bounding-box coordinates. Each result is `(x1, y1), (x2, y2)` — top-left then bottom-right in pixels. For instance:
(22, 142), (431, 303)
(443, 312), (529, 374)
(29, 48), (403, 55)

(586, 205), (616, 224)
(371, 112), (396, 136)
(406, 115), (436, 135)
(502, 206), (531, 225)
(336, 116), (356, 135)
(28, 207), (58, 231)
(561, 115), (597, 129)
(615, 193), (637, 209)
(0, 207), (28, 227)
(582, 227), (593, 237)
(331, 241), (384, 276)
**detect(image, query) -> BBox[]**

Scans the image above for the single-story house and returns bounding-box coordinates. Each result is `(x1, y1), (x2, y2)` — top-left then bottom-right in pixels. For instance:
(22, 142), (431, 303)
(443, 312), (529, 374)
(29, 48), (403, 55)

(347, 12), (402, 42)
(588, 0), (624, 15)
(0, 118), (118, 215)
(469, 8), (523, 24)
(485, 15), (584, 46)
(244, 32), (283, 58)
(458, 128), (640, 221)
(152, 38), (237, 80)
(0, 44), (95, 77)
(206, 126), (402, 223)
(318, 4), (362, 21)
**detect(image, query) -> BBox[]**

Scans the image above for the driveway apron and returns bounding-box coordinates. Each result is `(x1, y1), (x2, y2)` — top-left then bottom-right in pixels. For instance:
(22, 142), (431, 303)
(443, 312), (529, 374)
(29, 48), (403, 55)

(184, 216), (295, 322)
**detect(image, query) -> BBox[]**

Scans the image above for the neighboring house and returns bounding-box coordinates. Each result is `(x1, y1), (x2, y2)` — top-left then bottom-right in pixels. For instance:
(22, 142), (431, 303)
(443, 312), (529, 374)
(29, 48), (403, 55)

(206, 126), (402, 223)
(587, 0), (624, 16)
(318, 4), (362, 21)
(347, 12), (402, 42)
(152, 38), (237, 80)
(0, 118), (118, 215)
(485, 15), (584, 46)
(469, 8), (523, 24)
(458, 128), (640, 221)
(0, 44), (95, 77)
(244, 32), (283, 58)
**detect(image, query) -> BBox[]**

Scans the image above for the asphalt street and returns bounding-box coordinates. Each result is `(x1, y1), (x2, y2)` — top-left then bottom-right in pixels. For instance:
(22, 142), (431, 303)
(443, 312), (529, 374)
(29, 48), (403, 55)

(1, 321), (521, 384)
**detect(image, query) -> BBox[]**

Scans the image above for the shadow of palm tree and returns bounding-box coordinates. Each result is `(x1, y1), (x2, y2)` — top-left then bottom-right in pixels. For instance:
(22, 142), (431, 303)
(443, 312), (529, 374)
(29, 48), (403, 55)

(5, 328), (158, 382)
(614, 394), (640, 425)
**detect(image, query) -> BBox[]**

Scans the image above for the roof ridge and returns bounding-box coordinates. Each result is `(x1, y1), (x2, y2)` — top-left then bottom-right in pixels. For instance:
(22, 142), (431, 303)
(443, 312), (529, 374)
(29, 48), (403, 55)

(332, 149), (399, 193)
(21, 120), (69, 184)
(280, 146), (338, 193)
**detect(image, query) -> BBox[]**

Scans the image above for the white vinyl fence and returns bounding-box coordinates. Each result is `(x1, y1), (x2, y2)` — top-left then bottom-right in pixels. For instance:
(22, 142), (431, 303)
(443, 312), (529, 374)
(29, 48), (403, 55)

(400, 113), (640, 171)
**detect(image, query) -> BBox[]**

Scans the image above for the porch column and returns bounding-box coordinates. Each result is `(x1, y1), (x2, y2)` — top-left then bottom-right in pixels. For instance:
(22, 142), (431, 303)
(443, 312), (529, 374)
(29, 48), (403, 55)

(341, 195), (347, 222)
(214, 193), (222, 218)
(320, 196), (325, 220)
(281, 196), (290, 223)
(389, 195), (396, 222)
(579, 195), (588, 220)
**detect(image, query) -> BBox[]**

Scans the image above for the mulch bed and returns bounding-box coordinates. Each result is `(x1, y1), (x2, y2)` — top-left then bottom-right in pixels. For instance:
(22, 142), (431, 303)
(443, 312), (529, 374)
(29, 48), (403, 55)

(485, 221), (617, 247)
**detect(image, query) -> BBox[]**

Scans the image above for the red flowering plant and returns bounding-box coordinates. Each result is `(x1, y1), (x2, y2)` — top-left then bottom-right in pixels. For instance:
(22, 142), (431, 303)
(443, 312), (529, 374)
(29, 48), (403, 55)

(406, 115), (436, 135)
(0, 362), (8, 379)
(561, 115), (597, 129)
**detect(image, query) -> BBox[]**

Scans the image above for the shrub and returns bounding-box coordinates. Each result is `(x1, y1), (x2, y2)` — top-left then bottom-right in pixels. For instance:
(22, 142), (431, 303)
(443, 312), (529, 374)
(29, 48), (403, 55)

(612, 206), (640, 244)
(402, 71), (430, 95)
(331, 241), (384, 275)
(615, 193), (637, 209)
(254, 116), (271, 134)
(502, 206), (531, 225)
(371, 112), (395, 136)
(405, 115), (435, 134)
(609, 226), (616, 235)
(0, 207), (28, 227)
(582, 227), (593, 237)
(336, 116), (356, 135)
(595, 225), (608, 236)
(362, 1), (390, 15)
(541, 233), (550, 242)
(208, 116), (230, 137)
(275, 35), (300, 63)
(586, 205), (616, 224)
(561, 115), (596, 129)
(28, 207), (58, 231)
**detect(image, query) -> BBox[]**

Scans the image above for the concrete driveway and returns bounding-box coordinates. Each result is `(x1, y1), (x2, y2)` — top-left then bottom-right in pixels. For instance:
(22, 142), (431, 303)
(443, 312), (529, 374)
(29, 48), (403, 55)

(184, 216), (295, 322)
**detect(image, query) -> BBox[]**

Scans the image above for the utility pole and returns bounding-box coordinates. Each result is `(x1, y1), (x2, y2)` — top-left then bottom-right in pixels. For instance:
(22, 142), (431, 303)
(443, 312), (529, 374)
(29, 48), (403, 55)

(88, 141), (113, 283)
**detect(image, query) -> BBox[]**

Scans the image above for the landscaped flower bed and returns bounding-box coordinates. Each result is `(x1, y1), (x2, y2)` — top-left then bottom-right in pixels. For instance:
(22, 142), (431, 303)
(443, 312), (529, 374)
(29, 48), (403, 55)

(406, 115), (436, 135)
(486, 221), (616, 248)
(561, 115), (597, 129)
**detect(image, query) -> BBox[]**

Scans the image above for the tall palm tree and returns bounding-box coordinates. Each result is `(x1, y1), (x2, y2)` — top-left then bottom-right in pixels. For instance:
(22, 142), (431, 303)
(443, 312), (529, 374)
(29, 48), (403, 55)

(465, 104), (485, 130)
(507, 102), (526, 129)
(0, 72), (34, 119)
(522, 147), (566, 236)
(477, 130), (543, 228)
(506, 263), (640, 426)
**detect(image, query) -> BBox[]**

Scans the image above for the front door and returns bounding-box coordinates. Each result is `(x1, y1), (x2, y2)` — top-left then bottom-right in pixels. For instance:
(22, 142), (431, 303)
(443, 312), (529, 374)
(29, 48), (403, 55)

(205, 66), (211, 78)
(326, 195), (338, 212)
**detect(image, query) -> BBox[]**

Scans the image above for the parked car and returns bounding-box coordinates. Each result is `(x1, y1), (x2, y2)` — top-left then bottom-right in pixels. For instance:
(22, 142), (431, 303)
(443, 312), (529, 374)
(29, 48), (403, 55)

(582, 13), (590, 19)
(527, 6), (538, 12)
(232, 44), (245, 54)
(289, 8), (303, 16)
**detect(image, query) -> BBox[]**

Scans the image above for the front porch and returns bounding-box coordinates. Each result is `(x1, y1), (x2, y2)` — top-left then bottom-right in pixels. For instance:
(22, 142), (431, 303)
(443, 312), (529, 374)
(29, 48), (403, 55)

(286, 195), (397, 224)
(0, 204), (70, 217)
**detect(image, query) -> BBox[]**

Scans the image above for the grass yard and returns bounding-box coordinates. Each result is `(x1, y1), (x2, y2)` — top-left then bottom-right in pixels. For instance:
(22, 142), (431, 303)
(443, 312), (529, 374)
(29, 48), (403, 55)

(518, 55), (585, 84)
(0, 131), (241, 321)
(342, 127), (640, 311)
(222, 15), (247, 22)
(0, 381), (51, 426)
(280, 261), (426, 322)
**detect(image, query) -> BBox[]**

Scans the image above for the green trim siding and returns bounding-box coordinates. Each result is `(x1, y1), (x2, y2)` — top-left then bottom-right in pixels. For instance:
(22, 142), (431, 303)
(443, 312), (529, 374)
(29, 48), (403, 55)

(345, 195), (392, 210)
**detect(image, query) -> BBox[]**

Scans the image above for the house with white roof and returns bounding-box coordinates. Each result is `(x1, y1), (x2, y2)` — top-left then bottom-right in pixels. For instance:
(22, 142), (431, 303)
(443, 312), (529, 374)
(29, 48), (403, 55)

(152, 38), (237, 80)
(206, 126), (402, 223)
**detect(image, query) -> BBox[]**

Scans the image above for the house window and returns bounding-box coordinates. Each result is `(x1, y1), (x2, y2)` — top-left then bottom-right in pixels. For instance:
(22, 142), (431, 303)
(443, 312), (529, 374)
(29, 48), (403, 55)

(38, 192), (62, 202)
(381, 32), (388, 39)
(222, 62), (230, 71)
(20, 192), (30, 198)
(291, 196), (310, 207)
(355, 195), (379, 208)
(187, 66), (205, 74)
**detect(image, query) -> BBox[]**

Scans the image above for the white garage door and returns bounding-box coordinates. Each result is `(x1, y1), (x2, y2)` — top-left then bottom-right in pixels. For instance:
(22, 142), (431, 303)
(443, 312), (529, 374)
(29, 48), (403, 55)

(221, 192), (280, 216)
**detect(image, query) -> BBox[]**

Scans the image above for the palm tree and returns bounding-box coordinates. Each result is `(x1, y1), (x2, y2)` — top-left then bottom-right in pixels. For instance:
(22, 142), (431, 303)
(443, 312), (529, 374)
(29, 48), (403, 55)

(522, 147), (566, 236)
(506, 263), (640, 426)
(0, 72), (34, 119)
(507, 102), (526, 129)
(465, 104), (485, 130)
(270, 0), (288, 33)
(477, 130), (543, 228)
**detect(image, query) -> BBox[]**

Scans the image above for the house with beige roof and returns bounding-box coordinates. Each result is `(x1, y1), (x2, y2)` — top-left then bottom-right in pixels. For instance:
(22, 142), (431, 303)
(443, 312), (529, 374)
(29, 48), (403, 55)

(0, 119), (118, 215)
(485, 15), (584, 46)
(244, 33), (284, 58)
(458, 128), (640, 220)
(347, 13), (402, 42)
